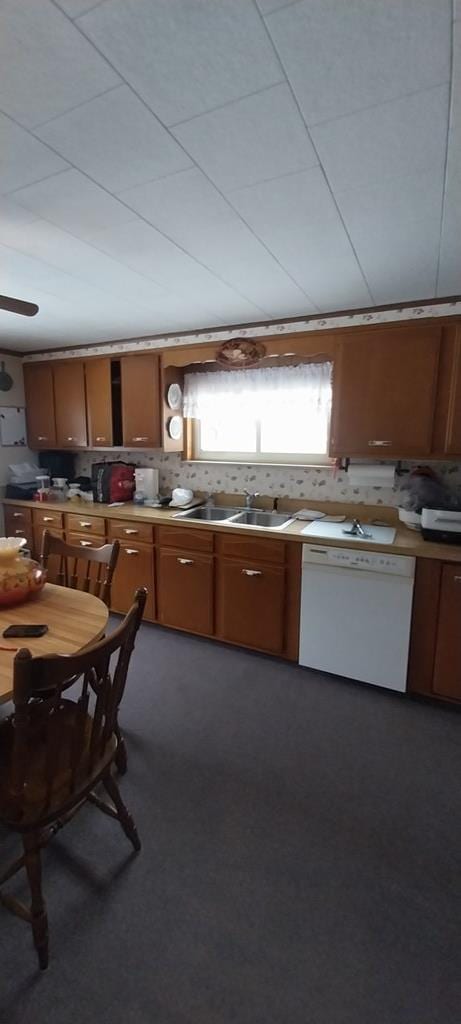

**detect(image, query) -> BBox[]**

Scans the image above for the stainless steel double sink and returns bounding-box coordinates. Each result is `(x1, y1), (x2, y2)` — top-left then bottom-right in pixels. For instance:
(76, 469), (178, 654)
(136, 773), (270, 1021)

(173, 505), (294, 531)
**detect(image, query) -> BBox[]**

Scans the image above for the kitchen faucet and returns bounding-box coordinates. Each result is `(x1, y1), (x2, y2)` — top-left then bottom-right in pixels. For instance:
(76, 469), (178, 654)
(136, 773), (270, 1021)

(342, 517), (372, 538)
(243, 489), (260, 509)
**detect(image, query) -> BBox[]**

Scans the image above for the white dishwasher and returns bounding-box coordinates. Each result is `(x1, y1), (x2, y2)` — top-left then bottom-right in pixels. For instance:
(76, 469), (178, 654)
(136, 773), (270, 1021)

(299, 545), (415, 691)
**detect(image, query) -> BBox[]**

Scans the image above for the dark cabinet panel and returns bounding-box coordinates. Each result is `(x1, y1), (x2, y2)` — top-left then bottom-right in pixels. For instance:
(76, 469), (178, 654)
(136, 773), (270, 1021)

(157, 548), (213, 635)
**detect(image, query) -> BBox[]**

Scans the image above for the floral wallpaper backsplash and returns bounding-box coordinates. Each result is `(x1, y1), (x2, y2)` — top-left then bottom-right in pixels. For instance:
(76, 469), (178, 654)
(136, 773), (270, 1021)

(75, 452), (461, 508)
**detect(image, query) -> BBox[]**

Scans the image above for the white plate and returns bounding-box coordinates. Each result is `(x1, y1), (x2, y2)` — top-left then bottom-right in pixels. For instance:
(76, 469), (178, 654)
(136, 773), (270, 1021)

(167, 383), (182, 410)
(168, 415), (182, 440)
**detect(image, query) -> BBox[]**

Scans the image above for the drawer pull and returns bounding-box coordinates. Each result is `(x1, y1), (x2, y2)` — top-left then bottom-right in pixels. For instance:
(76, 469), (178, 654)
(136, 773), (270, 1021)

(124, 528), (138, 535)
(79, 521), (92, 528)
(96, 436), (106, 442)
(79, 540), (92, 548)
(14, 529), (25, 535)
(368, 440), (392, 447)
(132, 436), (149, 442)
(177, 557), (194, 565)
(454, 576), (461, 583)
(67, 437), (74, 441)
(125, 548), (139, 555)
(241, 569), (262, 576)
(37, 435), (48, 441)
(13, 512), (23, 518)
(43, 516), (55, 523)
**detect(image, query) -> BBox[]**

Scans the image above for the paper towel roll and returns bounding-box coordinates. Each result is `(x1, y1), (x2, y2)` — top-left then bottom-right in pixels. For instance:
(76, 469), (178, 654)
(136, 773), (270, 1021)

(347, 464), (395, 488)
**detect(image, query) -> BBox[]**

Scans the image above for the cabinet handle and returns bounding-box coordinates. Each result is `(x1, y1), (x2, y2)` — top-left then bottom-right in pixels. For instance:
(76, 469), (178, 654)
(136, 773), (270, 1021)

(124, 528), (138, 535)
(67, 436), (74, 441)
(79, 540), (92, 548)
(95, 436), (106, 442)
(125, 548), (139, 555)
(241, 569), (262, 576)
(79, 521), (92, 528)
(37, 435), (47, 441)
(14, 529), (25, 535)
(368, 440), (392, 447)
(177, 557), (194, 565)
(43, 516), (55, 523)
(13, 512), (23, 518)
(132, 436), (149, 442)
(454, 576), (461, 583)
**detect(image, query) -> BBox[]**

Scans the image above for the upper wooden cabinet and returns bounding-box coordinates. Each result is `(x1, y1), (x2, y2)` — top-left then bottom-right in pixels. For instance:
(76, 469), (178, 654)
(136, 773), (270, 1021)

(329, 325), (441, 458)
(121, 354), (160, 448)
(54, 361), (88, 448)
(85, 358), (113, 447)
(23, 362), (57, 448)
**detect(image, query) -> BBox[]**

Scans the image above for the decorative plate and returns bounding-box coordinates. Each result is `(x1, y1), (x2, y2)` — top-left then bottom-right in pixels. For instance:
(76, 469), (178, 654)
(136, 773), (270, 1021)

(168, 415), (183, 441)
(216, 338), (266, 369)
(167, 382), (182, 410)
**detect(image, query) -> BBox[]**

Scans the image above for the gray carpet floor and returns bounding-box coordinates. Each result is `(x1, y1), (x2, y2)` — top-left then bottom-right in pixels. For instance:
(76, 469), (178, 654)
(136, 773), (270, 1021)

(0, 619), (460, 1024)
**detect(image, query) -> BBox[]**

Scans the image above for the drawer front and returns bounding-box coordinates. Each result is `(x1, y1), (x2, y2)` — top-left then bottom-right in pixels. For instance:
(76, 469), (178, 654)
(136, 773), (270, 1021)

(67, 532), (108, 551)
(110, 541), (155, 621)
(4, 505), (33, 529)
(65, 513), (106, 537)
(33, 509), (64, 530)
(108, 519), (154, 544)
(157, 525), (214, 552)
(157, 548), (214, 635)
(216, 533), (285, 565)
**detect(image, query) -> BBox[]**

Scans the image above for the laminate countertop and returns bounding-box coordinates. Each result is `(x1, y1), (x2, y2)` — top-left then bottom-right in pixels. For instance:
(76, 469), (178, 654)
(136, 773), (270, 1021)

(3, 497), (461, 563)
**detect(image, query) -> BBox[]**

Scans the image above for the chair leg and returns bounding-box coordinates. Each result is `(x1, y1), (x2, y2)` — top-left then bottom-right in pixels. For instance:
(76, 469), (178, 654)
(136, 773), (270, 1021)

(114, 722), (128, 775)
(22, 833), (49, 971)
(102, 771), (141, 853)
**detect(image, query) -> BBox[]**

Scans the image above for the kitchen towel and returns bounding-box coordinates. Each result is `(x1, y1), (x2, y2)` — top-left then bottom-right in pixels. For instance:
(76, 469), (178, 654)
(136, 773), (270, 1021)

(348, 463), (395, 488)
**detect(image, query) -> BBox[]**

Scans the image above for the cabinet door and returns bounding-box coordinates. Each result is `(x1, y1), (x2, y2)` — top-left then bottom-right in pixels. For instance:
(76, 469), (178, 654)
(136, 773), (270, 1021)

(110, 541), (154, 620)
(54, 361), (87, 448)
(432, 564), (461, 700)
(443, 329), (461, 455)
(85, 358), (113, 447)
(216, 558), (285, 654)
(23, 362), (56, 447)
(121, 354), (160, 448)
(330, 326), (440, 457)
(157, 548), (213, 635)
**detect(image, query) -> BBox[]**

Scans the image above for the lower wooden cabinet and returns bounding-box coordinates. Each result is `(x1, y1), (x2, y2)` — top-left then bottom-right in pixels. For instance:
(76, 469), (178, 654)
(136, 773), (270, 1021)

(432, 564), (461, 700)
(4, 505), (34, 553)
(216, 558), (286, 654)
(157, 547), (213, 634)
(408, 558), (461, 702)
(110, 540), (155, 621)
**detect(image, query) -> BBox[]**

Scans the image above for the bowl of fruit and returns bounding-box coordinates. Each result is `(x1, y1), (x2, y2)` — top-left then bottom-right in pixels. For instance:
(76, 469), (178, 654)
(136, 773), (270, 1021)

(0, 537), (46, 607)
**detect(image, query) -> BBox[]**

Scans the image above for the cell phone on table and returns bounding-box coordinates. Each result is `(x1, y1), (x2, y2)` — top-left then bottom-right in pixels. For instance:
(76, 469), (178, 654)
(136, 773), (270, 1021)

(3, 624), (48, 638)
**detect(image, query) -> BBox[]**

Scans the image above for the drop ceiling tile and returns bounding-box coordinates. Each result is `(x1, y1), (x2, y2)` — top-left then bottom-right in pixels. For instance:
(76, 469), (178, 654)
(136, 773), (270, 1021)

(0, 0), (120, 129)
(121, 167), (313, 315)
(256, 0), (298, 13)
(88, 219), (266, 322)
(335, 170), (443, 303)
(173, 84), (318, 193)
(36, 86), (192, 193)
(0, 113), (69, 195)
(230, 167), (371, 310)
(266, 0), (451, 125)
(11, 169), (135, 241)
(53, 0), (106, 16)
(0, 196), (40, 228)
(78, 0), (283, 126)
(444, 20), (461, 195)
(311, 86), (449, 193)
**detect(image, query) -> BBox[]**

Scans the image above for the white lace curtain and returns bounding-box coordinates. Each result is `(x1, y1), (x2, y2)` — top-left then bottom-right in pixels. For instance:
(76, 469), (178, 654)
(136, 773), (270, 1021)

(183, 361), (333, 420)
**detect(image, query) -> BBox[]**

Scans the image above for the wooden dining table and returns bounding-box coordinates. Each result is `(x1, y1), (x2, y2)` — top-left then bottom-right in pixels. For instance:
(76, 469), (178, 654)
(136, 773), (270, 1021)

(0, 583), (109, 705)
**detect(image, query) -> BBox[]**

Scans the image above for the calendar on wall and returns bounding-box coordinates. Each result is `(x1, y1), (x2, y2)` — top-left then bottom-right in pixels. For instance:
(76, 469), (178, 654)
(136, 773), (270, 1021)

(0, 407), (27, 446)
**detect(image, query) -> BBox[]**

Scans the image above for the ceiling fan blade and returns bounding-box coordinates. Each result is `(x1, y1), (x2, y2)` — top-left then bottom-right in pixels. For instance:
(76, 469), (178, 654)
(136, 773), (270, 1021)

(0, 294), (39, 317)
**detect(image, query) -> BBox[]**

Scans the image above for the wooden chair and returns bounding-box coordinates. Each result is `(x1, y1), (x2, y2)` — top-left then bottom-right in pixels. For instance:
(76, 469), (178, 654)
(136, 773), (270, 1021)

(40, 529), (120, 608)
(0, 588), (146, 971)
(40, 530), (131, 773)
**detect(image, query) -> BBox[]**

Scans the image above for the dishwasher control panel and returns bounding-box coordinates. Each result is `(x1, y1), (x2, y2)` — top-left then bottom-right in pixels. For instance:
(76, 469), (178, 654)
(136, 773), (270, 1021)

(302, 544), (415, 577)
